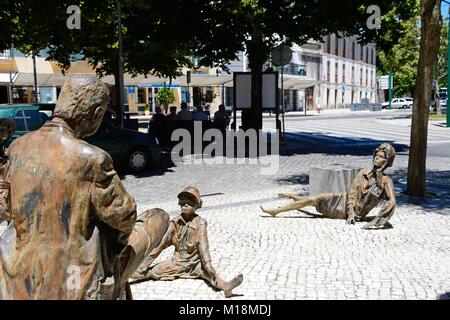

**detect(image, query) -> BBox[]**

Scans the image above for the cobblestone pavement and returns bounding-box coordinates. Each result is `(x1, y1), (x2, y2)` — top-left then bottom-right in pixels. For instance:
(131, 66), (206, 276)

(2, 114), (449, 300)
(124, 149), (450, 300)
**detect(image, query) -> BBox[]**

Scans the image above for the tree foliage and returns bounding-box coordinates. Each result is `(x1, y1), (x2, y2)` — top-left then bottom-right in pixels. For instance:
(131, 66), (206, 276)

(377, 16), (421, 97)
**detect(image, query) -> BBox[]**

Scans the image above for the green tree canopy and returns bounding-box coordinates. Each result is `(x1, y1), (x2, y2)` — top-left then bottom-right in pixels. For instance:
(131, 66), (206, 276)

(377, 15), (421, 97)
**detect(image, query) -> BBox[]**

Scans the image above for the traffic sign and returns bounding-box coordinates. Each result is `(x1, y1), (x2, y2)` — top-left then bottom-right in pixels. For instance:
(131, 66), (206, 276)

(378, 75), (393, 90)
(271, 45), (292, 66)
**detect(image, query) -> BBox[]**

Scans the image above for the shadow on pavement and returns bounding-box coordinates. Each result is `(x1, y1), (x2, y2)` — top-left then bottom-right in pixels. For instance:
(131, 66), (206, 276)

(391, 169), (450, 214)
(438, 292), (450, 300)
(280, 132), (409, 157)
(119, 152), (176, 179)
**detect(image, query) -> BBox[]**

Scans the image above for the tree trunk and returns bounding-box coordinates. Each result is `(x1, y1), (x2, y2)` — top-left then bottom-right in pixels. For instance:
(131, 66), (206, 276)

(243, 26), (265, 131)
(112, 67), (124, 127)
(407, 0), (442, 197)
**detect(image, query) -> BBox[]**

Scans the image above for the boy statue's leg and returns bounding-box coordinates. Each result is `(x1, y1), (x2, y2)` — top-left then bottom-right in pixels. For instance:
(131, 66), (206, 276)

(214, 274), (244, 298)
(202, 262), (244, 298)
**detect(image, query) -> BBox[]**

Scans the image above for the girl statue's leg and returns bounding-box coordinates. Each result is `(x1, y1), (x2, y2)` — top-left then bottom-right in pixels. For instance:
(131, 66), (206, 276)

(260, 198), (317, 217)
(278, 193), (306, 201)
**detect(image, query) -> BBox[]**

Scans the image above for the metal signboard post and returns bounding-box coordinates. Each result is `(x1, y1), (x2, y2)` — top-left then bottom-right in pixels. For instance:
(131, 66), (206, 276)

(388, 72), (392, 109)
(186, 71), (191, 106)
(379, 74), (393, 109)
(271, 44), (292, 144)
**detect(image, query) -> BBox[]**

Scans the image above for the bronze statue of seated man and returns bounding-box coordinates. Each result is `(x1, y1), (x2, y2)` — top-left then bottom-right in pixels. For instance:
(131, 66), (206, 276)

(0, 78), (170, 300)
(261, 143), (396, 229)
(133, 186), (243, 298)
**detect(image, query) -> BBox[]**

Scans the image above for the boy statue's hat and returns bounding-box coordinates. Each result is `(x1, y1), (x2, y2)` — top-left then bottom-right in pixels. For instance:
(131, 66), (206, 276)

(178, 186), (202, 208)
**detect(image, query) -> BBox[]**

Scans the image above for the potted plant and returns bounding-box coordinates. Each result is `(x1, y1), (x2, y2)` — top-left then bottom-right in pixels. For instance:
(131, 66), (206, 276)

(144, 103), (151, 116)
(156, 87), (175, 114)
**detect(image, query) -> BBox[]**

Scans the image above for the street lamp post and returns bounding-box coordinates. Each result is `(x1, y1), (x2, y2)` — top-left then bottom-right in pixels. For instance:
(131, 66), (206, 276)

(447, 2), (450, 127)
(117, 0), (125, 128)
(443, 0), (450, 127)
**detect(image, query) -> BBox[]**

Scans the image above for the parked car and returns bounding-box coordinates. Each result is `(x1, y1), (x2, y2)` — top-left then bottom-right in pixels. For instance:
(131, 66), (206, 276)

(381, 98), (412, 109)
(429, 100), (448, 113)
(404, 97), (413, 107)
(0, 104), (46, 146)
(0, 103), (160, 172)
(85, 121), (160, 172)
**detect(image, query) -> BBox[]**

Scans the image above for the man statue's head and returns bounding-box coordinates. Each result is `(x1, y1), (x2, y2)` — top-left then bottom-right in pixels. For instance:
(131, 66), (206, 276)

(54, 78), (110, 138)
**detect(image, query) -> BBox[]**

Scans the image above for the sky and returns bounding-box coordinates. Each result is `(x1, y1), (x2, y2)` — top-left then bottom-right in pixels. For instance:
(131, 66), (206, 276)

(443, 2), (450, 17)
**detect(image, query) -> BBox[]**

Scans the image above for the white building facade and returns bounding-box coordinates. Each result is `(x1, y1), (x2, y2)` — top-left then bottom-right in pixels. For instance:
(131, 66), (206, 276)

(321, 34), (377, 109)
(224, 34), (377, 111)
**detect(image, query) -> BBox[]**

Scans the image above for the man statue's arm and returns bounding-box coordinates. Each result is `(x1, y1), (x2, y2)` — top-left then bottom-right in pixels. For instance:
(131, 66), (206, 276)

(90, 153), (137, 254)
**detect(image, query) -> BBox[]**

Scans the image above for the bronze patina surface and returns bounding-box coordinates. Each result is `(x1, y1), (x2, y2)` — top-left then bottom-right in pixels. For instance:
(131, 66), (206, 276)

(133, 186), (243, 298)
(0, 78), (168, 299)
(261, 143), (396, 229)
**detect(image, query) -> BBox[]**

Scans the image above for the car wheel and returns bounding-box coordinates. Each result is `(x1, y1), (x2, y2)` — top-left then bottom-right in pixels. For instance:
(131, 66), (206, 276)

(127, 147), (150, 173)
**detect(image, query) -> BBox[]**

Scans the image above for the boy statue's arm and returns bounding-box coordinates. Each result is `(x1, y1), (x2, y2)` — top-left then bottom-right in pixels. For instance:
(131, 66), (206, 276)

(198, 220), (217, 280)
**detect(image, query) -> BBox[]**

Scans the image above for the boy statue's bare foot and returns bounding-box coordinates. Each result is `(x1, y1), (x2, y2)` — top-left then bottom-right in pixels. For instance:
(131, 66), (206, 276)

(223, 273), (244, 298)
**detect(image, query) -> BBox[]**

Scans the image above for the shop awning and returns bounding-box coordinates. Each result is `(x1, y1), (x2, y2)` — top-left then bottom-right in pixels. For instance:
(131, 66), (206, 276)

(174, 74), (233, 87)
(102, 74), (167, 86)
(281, 77), (320, 90)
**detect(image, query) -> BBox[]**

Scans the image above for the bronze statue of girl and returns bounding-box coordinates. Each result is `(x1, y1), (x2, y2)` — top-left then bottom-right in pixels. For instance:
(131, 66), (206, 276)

(261, 143), (396, 229)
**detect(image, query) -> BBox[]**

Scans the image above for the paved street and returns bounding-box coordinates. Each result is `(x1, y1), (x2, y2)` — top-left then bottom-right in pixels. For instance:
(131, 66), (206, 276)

(125, 111), (450, 300)
(265, 110), (450, 155)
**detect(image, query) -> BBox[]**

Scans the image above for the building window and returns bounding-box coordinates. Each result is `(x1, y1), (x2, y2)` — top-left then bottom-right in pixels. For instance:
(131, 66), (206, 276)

(335, 62), (338, 83)
(335, 34), (339, 56)
(352, 42), (356, 60)
(327, 61), (331, 82)
(342, 64), (346, 82)
(366, 70), (368, 86)
(360, 68), (363, 85)
(351, 66), (355, 84)
(137, 88), (146, 104)
(326, 88), (330, 107)
(327, 35), (331, 54)
(342, 38), (346, 59)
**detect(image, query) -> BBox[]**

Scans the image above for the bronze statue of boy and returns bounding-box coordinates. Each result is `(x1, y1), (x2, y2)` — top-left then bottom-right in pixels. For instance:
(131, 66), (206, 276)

(261, 143), (396, 229)
(133, 186), (243, 298)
